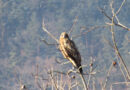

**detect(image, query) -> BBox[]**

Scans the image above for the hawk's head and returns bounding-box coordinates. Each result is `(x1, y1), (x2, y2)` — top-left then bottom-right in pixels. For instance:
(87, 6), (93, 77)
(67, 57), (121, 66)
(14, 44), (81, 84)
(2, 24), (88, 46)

(60, 32), (69, 39)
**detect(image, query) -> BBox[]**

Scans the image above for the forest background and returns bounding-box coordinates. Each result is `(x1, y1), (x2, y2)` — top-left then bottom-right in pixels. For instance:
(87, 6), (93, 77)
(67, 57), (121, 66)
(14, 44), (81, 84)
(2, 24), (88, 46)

(0, 0), (130, 89)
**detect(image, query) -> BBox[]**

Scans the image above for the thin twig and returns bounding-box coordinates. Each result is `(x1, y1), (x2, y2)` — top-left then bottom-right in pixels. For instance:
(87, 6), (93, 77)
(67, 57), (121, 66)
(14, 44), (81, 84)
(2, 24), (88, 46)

(48, 69), (58, 90)
(87, 66), (92, 89)
(92, 77), (96, 90)
(115, 0), (126, 15)
(115, 53), (128, 82)
(53, 70), (67, 75)
(110, 82), (130, 90)
(72, 83), (79, 89)
(55, 59), (71, 65)
(102, 63), (113, 90)
(79, 73), (88, 90)
(42, 19), (59, 43)
(87, 58), (94, 89)
(68, 16), (78, 35)
(40, 38), (59, 46)
(104, 38), (128, 82)
(72, 25), (108, 39)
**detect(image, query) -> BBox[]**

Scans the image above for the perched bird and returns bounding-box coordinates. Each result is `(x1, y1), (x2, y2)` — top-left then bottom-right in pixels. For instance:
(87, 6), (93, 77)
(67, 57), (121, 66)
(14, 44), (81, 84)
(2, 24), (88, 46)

(59, 32), (83, 74)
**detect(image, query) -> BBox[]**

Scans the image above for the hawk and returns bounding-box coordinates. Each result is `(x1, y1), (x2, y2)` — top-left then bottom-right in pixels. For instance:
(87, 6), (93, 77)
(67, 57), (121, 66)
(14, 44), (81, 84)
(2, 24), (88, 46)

(59, 32), (83, 74)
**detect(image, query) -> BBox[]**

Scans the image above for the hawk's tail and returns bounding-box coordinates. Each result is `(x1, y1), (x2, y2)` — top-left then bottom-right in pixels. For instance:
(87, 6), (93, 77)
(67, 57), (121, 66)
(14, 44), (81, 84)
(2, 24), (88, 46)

(77, 64), (83, 74)
(79, 67), (83, 74)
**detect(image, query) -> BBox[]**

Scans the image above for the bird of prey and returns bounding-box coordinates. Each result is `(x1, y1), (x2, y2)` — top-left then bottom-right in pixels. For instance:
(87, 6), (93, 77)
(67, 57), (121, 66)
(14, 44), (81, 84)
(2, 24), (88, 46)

(59, 32), (83, 74)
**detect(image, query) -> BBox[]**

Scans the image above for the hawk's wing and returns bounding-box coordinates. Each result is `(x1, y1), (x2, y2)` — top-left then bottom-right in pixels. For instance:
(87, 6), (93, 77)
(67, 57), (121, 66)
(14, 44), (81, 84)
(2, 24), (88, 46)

(64, 39), (81, 67)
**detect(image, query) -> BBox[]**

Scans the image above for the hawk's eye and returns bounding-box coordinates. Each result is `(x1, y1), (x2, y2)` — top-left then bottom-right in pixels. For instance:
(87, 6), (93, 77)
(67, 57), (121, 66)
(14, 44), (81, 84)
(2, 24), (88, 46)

(62, 34), (65, 38)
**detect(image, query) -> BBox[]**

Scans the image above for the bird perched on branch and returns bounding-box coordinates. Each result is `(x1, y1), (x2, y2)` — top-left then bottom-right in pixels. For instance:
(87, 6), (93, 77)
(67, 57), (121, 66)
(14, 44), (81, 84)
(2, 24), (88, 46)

(59, 32), (83, 74)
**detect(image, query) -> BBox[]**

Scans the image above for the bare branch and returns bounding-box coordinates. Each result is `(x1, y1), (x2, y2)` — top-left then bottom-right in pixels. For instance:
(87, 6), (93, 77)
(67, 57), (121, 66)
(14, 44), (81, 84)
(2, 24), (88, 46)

(79, 72), (88, 90)
(48, 69), (59, 90)
(71, 82), (79, 89)
(72, 25), (108, 39)
(104, 37), (128, 82)
(92, 77), (96, 90)
(102, 63), (113, 90)
(87, 57), (96, 89)
(115, 0), (126, 15)
(110, 0), (130, 80)
(55, 58), (71, 65)
(110, 82), (130, 90)
(42, 19), (59, 43)
(68, 16), (78, 35)
(98, 8), (130, 31)
(40, 38), (58, 46)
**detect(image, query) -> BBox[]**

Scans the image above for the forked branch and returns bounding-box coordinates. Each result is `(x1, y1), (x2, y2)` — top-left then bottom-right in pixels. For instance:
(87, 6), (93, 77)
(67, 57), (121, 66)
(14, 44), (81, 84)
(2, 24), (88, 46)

(98, 7), (130, 31)
(110, 0), (130, 80)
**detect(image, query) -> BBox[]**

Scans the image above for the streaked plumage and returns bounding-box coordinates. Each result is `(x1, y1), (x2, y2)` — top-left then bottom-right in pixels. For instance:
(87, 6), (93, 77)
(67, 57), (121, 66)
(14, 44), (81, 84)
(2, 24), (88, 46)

(59, 32), (83, 73)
